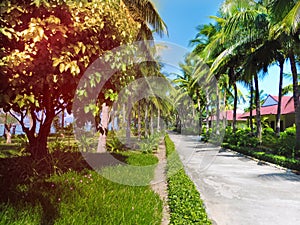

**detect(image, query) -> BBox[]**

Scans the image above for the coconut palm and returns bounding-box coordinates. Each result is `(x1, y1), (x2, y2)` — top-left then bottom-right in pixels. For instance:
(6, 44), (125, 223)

(268, 0), (300, 149)
(174, 54), (206, 134)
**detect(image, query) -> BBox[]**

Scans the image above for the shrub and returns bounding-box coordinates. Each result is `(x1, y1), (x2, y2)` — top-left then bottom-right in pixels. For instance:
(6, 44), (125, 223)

(106, 131), (126, 152)
(165, 134), (211, 225)
(277, 127), (296, 158)
(139, 132), (162, 153)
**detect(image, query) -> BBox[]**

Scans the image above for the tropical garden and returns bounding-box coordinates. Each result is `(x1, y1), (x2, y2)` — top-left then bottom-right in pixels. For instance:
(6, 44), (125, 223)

(0, 0), (299, 224)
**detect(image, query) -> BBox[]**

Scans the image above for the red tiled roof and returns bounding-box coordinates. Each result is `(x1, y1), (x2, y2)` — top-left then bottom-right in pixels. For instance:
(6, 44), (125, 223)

(207, 110), (247, 121)
(225, 110), (247, 121)
(242, 95), (295, 118)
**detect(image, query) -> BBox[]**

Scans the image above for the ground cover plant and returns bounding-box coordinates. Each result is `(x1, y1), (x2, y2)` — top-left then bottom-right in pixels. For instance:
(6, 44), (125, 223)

(221, 126), (300, 171)
(0, 136), (163, 225)
(165, 134), (211, 225)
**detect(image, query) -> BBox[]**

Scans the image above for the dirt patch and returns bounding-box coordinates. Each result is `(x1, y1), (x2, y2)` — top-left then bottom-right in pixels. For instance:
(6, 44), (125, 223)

(151, 139), (170, 225)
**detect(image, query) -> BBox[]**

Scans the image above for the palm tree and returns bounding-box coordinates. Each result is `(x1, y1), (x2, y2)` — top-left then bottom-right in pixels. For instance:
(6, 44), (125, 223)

(268, 0), (300, 150)
(201, 0), (264, 136)
(210, 0), (285, 141)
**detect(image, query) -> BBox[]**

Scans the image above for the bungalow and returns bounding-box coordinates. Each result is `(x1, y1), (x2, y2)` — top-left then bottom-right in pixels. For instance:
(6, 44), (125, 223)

(207, 110), (247, 128)
(241, 95), (295, 131)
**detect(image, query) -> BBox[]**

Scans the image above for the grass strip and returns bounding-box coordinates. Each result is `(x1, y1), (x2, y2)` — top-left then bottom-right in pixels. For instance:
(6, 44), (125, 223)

(0, 151), (162, 225)
(165, 134), (211, 225)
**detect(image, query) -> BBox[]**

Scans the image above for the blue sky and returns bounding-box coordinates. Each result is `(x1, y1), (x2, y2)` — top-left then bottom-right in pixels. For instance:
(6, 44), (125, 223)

(153, 0), (293, 109)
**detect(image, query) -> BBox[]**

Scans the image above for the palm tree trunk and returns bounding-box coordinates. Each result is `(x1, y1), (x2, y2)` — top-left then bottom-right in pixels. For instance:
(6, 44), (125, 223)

(276, 59), (284, 137)
(144, 102), (148, 137)
(126, 97), (132, 145)
(216, 82), (220, 136)
(123, 104), (126, 127)
(233, 82), (238, 133)
(206, 91), (210, 134)
(250, 80), (254, 133)
(138, 101), (141, 140)
(150, 104), (154, 135)
(289, 52), (300, 152)
(197, 96), (202, 135)
(157, 107), (160, 132)
(254, 73), (262, 142)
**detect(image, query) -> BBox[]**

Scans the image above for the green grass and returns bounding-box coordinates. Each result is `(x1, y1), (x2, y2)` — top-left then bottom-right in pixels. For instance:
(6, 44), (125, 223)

(0, 149), (162, 224)
(165, 134), (212, 225)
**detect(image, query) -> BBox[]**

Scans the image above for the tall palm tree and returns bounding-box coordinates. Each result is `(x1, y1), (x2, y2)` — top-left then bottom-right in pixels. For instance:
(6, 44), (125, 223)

(268, 0), (300, 150)
(174, 54), (206, 134)
(202, 0), (263, 136)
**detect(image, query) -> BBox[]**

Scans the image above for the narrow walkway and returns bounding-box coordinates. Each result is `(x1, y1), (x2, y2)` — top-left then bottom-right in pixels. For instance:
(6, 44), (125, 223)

(169, 133), (300, 225)
(151, 139), (170, 225)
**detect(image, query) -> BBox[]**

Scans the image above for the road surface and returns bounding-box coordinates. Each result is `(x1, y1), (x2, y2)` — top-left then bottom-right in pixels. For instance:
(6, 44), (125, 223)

(169, 133), (300, 225)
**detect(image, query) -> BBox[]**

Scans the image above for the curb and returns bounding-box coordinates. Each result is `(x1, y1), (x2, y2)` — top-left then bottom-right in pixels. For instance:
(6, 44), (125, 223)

(223, 147), (300, 176)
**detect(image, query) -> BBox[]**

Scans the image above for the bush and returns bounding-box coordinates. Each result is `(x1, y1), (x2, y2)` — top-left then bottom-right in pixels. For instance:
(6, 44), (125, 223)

(222, 125), (299, 171)
(223, 127), (259, 148)
(139, 132), (161, 153)
(165, 134), (211, 225)
(277, 126), (296, 158)
(106, 131), (126, 152)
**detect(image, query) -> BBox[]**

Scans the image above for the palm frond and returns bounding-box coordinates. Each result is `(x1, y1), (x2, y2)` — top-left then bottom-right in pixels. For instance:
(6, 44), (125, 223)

(122, 0), (168, 37)
(269, 0), (300, 37)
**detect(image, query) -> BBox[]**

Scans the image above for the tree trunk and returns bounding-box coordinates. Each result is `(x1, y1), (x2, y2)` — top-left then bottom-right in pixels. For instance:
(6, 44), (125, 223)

(254, 73), (262, 142)
(27, 112), (53, 159)
(276, 59), (284, 137)
(126, 97), (132, 146)
(97, 103), (110, 153)
(233, 82), (238, 133)
(61, 109), (64, 130)
(289, 52), (300, 152)
(111, 109), (115, 131)
(157, 107), (160, 132)
(197, 96), (202, 135)
(137, 101), (141, 140)
(145, 102), (148, 137)
(216, 82), (220, 136)
(4, 113), (12, 144)
(122, 104), (126, 128)
(150, 104), (154, 135)
(250, 80), (254, 133)
(206, 91), (210, 136)
(4, 121), (12, 144)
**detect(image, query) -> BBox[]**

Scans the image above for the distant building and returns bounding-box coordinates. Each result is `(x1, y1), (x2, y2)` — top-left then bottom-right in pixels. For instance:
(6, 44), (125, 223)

(206, 110), (247, 128)
(241, 95), (295, 131)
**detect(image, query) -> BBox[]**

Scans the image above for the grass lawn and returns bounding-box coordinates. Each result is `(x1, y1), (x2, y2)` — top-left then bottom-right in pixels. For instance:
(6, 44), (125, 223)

(0, 137), (163, 225)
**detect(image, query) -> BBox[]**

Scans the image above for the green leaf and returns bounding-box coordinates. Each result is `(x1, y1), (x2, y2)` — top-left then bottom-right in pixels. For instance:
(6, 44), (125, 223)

(121, 64), (126, 72)
(74, 46), (80, 54)
(84, 105), (90, 113)
(27, 95), (35, 104)
(59, 63), (65, 73)
(53, 58), (61, 67)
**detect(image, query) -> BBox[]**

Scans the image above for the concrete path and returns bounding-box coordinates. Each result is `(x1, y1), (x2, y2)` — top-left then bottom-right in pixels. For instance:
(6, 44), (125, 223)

(169, 133), (300, 225)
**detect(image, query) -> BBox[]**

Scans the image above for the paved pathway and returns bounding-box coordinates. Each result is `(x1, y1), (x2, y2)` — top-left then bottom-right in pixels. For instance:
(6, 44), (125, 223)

(169, 133), (300, 225)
